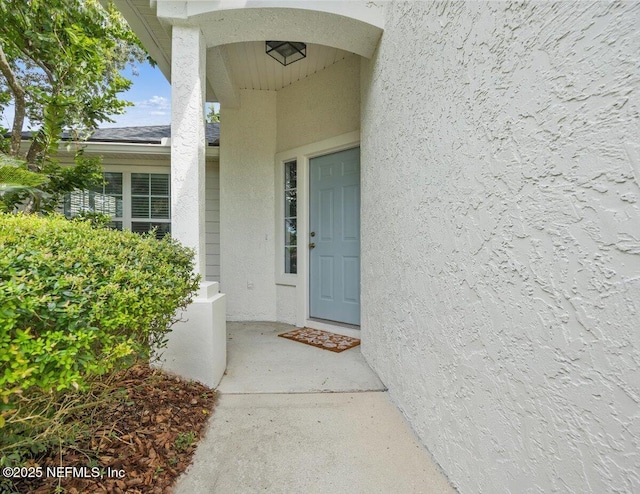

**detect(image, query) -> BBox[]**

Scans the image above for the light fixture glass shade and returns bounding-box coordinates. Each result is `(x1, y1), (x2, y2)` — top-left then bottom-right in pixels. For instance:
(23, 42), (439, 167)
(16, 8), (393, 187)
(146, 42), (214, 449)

(265, 41), (307, 66)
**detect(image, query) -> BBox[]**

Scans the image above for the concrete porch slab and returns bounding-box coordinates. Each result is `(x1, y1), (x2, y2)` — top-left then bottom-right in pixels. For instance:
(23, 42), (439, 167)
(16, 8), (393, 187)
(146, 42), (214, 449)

(173, 322), (455, 492)
(173, 392), (455, 494)
(217, 321), (385, 394)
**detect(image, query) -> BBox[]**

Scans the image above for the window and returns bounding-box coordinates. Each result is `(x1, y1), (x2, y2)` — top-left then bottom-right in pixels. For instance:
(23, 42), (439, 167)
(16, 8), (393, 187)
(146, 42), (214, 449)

(64, 172), (123, 230)
(64, 171), (171, 238)
(131, 173), (171, 239)
(284, 160), (297, 274)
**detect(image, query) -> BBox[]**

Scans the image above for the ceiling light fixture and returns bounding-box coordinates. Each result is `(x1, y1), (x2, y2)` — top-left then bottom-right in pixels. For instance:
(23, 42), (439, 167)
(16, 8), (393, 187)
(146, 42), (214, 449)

(265, 41), (307, 66)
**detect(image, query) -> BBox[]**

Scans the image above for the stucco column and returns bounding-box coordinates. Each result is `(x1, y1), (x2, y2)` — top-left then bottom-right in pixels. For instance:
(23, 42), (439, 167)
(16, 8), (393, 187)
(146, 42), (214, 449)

(160, 24), (226, 389)
(171, 25), (206, 277)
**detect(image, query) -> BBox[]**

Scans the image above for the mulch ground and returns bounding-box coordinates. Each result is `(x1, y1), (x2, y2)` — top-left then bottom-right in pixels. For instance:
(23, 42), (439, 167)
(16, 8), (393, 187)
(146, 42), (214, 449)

(12, 365), (217, 494)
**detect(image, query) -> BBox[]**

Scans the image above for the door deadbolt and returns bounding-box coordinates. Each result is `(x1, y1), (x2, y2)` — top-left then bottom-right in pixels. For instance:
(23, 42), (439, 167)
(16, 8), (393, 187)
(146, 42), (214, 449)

(310, 231), (316, 237)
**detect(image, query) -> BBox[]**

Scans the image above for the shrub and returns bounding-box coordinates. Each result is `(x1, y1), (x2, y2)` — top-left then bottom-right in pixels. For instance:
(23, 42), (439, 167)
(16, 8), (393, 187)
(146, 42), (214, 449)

(0, 213), (200, 458)
(0, 152), (104, 213)
(0, 154), (49, 212)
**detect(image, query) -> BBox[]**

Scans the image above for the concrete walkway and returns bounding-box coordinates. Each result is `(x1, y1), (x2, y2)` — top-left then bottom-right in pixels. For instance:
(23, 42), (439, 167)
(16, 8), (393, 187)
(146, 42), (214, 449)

(174, 322), (455, 494)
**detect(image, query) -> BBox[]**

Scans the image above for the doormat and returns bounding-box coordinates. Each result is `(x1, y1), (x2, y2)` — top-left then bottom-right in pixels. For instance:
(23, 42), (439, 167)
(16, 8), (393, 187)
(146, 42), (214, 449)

(278, 328), (360, 353)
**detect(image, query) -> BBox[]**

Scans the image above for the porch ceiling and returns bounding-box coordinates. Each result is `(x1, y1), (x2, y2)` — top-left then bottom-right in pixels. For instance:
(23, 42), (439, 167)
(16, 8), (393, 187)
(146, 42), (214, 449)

(114, 0), (382, 107)
(225, 41), (348, 91)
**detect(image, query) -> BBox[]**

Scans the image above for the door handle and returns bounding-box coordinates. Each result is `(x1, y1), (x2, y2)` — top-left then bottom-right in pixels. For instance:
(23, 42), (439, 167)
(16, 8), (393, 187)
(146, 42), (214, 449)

(309, 242), (316, 249)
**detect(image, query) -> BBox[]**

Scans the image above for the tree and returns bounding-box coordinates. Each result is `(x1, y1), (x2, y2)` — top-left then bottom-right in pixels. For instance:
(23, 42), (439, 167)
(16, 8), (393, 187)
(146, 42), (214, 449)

(0, 0), (148, 162)
(206, 104), (220, 123)
(0, 0), (149, 211)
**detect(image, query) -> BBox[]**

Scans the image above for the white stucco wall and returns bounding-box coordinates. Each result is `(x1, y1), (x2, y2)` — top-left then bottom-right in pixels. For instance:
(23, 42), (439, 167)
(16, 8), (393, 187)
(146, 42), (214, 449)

(158, 2), (383, 59)
(274, 54), (361, 325)
(360, 2), (640, 493)
(171, 25), (208, 277)
(220, 89), (278, 320)
(217, 55), (359, 323)
(276, 54), (360, 153)
(276, 284), (297, 325)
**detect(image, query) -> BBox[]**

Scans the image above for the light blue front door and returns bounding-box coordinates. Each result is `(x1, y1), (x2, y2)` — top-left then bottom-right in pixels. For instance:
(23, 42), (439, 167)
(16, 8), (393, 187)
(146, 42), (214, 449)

(309, 147), (360, 325)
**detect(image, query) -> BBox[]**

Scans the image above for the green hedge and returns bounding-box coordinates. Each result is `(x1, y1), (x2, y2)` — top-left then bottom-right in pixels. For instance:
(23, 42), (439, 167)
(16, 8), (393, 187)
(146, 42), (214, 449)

(0, 213), (200, 410)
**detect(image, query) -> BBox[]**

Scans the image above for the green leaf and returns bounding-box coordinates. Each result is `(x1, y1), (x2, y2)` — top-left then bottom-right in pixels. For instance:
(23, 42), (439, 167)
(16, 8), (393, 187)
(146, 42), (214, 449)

(0, 0), (149, 176)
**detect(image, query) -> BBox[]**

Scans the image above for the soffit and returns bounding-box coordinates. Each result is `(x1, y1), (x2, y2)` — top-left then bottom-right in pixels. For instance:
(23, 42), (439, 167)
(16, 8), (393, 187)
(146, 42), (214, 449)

(224, 41), (348, 91)
(115, 0), (173, 81)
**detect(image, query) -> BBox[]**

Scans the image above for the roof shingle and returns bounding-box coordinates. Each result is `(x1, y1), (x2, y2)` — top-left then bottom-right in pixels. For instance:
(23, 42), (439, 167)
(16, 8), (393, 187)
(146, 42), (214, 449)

(20, 123), (220, 146)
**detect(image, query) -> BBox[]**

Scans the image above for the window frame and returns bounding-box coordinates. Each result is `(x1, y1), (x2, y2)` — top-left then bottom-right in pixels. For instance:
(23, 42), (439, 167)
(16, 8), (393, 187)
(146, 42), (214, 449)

(274, 130), (360, 328)
(63, 171), (124, 229)
(130, 172), (171, 238)
(275, 158), (298, 286)
(64, 165), (171, 238)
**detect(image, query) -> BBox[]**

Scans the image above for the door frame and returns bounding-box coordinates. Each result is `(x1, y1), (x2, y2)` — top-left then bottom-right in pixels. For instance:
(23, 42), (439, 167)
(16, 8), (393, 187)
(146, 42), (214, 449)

(274, 130), (360, 334)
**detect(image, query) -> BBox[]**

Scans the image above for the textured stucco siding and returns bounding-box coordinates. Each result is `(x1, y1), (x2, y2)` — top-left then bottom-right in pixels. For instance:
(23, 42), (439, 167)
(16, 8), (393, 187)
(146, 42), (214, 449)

(220, 89), (278, 321)
(276, 54), (360, 153)
(274, 54), (361, 323)
(218, 56), (359, 322)
(170, 25), (208, 277)
(360, 2), (640, 493)
(276, 284), (297, 325)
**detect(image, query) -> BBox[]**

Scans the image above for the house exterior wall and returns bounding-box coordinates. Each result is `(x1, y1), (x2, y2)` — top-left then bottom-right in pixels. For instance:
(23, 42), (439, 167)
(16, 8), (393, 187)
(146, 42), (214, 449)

(276, 54), (360, 153)
(276, 284), (297, 325)
(274, 54), (361, 325)
(170, 25), (208, 277)
(360, 2), (640, 493)
(216, 56), (360, 323)
(205, 160), (221, 282)
(66, 155), (221, 283)
(220, 89), (278, 320)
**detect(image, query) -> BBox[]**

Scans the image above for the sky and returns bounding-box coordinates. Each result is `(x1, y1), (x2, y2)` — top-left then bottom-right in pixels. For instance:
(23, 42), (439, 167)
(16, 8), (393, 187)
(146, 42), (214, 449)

(1, 62), (218, 130)
(102, 62), (173, 128)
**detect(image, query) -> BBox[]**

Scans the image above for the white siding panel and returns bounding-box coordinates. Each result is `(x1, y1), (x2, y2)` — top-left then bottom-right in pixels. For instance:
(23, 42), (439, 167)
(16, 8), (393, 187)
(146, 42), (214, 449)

(205, 160), (221, 281)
